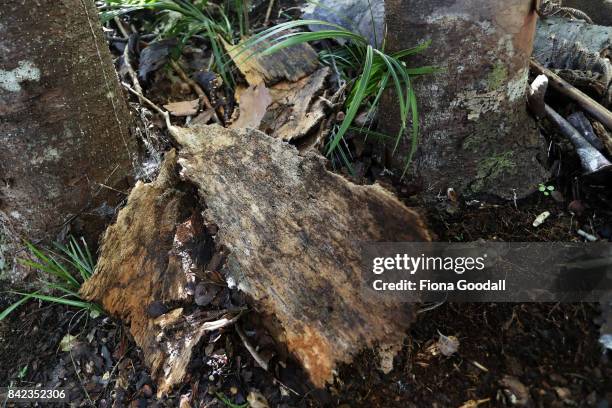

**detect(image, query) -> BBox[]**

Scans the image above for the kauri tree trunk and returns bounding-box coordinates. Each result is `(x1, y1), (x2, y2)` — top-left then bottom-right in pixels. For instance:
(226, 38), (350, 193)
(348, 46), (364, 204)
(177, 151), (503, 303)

(380, 0), (548, 200)
(0, 0), (136, 280)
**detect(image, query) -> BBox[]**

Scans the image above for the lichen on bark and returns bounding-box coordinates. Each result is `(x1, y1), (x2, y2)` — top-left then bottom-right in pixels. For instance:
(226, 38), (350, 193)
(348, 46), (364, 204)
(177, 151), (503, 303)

(0, 0), (137, 282)
(380, 0), (548, 200)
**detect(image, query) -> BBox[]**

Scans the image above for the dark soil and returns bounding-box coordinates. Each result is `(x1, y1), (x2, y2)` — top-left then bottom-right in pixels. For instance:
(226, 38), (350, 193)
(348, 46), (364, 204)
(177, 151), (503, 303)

(2, 199), (610, 408)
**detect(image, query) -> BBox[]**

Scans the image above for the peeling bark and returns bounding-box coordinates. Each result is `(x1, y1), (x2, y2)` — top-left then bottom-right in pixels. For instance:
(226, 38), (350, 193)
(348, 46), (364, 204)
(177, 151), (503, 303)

(0, 0), (136, 280)
(81, 151), (221, 397)
(379, 0), (548, 200)
(174, 125), (432, 387)
(83, 125), (432, 392)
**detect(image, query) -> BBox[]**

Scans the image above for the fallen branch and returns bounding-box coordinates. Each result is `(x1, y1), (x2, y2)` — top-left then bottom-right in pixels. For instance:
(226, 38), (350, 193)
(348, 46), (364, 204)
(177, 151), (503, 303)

(236, 323), (269, 371)
(530, 59), (612, 130)
(528, 75), (612, 176)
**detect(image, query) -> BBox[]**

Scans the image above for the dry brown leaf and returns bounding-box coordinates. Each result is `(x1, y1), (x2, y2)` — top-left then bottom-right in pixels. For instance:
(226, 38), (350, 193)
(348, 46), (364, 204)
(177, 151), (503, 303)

(163, 99), (199, 117)
(231, 83), (272, 130)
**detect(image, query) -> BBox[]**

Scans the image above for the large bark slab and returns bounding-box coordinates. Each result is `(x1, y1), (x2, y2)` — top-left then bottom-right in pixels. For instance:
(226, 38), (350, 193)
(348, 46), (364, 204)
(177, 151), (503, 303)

(173, 124), (432, 387)
(0, 0), (136, 280)
(83, 124), (431, 393)
(379, 0), (548, 200)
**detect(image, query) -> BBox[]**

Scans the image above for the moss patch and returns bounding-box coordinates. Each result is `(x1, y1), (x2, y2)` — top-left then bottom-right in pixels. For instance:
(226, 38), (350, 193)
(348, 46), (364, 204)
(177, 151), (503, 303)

(486, 61), (508, 91)
(470, 151), (516, 192)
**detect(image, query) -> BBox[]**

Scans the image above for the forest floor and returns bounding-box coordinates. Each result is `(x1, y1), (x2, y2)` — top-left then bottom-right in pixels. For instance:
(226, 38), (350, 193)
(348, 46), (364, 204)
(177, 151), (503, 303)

(1, 0), (612, 407)
(1, 200), (611, 407)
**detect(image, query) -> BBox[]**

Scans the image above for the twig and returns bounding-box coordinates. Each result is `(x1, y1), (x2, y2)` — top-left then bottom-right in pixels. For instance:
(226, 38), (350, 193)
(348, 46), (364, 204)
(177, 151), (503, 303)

(264, 0), (275, 26)
(530, 59), (612, 130)
(417, 300), (446, 315)
(123, 39), (144, 104)
(113, 16), (131, 39)
(235, 323), (269, 371)
(121, 82), (180, 140)
(169, 60), (222, 125)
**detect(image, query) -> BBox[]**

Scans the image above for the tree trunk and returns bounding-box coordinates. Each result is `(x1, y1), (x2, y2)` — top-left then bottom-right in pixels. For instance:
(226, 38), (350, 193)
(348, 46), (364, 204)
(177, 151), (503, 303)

(380, 0), (548, 200)
(0, 0), (136, 280)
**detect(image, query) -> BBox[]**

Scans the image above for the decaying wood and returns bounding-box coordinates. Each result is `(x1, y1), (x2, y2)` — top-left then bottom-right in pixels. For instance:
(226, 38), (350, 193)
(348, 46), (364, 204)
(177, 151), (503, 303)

(533, 16), (612, 106)
(172, 124), (432, 387)
(260, 67), (330, 142)
(82, 122), (431, 391)
(531, 60), (612, 130)
(80, 151), (235, 397)
(535, 16), (612, 58)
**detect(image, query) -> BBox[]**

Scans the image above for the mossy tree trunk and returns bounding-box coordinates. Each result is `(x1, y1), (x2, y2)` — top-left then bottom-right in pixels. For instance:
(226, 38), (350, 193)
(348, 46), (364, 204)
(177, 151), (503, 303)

(380, 0), (548, 200)
(0, 0), (136, 280)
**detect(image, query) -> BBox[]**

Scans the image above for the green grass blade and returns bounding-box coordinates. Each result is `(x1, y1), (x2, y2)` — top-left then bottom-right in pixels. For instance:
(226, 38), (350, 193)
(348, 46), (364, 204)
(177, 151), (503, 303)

(326, 45), (374, 156)
(0, 293), (38, 321)
(11, 292), (95, 310)
(392, 40), (431, 58)
(402, 85), (420, 178)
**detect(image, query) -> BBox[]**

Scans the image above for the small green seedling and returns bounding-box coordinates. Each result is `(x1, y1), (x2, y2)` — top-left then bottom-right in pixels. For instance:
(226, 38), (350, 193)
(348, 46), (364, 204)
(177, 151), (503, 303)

(538, 183), (555, 197)
(17, 365), (28, 380)
(215, 392), (249, 408)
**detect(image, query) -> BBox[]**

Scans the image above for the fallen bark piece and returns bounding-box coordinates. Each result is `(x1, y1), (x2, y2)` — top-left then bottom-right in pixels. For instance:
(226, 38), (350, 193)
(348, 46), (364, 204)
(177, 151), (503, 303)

(534, 17), (612, 105)
(231, 67), (329, 143)
(173, 124), (432, 387)
(262, 67), (329, 142)
(80, 151), (223, 397)
(226, 37), (319, 86)
(164, 99), (199, 117)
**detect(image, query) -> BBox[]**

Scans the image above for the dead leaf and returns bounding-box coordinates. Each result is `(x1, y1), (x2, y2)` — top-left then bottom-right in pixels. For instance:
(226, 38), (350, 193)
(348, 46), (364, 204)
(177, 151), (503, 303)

(231, 83), (272, 130)
(189, 108), (215, 127)
(459, 398), (491, 408)
(164, 99), (199, 117)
